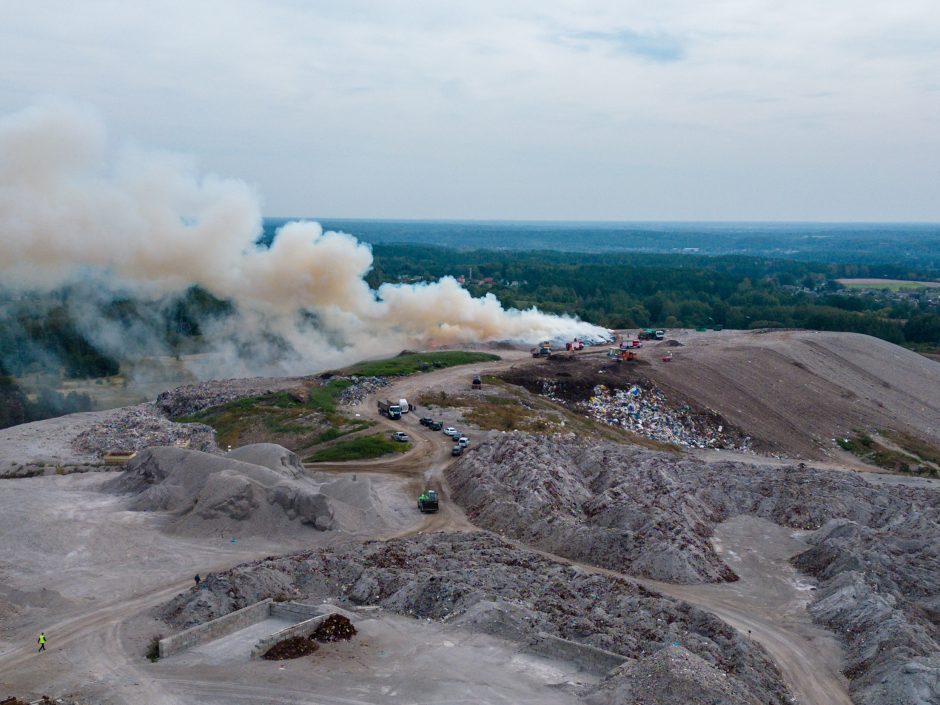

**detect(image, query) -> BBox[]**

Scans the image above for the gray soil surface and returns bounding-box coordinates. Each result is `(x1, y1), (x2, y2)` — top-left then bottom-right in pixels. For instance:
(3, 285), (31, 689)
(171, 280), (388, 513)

(2, 334), (939, 705)
(158, 531), (792, 704)
(446, 432), (940, 705)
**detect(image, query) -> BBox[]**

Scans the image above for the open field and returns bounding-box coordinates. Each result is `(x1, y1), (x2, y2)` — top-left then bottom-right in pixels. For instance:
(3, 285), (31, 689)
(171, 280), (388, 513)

(306, 433), (410, 462)
(836, 277), (940, 290)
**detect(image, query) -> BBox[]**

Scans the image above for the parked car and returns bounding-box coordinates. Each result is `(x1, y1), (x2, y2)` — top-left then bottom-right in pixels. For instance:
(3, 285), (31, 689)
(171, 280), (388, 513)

(392, 431), (409, 442)
(430, 421), (443, 431)
(458, 436), (470, 448)
(451, 445), (463, 456)
(443, 427), (457, 437)
(419, 417), (433, 426)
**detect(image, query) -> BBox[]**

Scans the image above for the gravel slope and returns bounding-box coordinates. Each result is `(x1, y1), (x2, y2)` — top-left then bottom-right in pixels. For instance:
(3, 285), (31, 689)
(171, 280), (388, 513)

(446, 433), (940, 705)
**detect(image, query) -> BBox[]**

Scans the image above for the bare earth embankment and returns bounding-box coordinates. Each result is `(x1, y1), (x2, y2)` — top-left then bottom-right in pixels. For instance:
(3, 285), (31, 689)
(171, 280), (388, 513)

(508, 330), (940, 461)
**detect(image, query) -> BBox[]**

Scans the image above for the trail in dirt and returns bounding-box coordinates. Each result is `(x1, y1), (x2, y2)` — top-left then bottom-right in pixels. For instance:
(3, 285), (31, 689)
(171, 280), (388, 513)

(506, 516), (852, 705)
(0, 349), (869, 705)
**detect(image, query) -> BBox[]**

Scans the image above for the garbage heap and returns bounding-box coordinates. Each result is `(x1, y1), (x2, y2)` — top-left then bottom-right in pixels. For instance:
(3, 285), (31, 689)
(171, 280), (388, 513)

(582, 384), (751, 451)
(337, 376), (389, 405)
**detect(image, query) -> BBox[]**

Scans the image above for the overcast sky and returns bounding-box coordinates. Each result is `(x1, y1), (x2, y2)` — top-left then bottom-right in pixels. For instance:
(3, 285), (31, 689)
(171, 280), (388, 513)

(1, 0), (939, 221)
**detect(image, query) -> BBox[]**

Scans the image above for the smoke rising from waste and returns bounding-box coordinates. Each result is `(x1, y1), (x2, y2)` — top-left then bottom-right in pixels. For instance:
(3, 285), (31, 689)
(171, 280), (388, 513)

(0, 104), (608, 376)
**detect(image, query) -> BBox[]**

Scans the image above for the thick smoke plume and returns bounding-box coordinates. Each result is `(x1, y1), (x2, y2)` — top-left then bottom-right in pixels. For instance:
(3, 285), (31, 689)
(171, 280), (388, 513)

(0, 105), (608, 377)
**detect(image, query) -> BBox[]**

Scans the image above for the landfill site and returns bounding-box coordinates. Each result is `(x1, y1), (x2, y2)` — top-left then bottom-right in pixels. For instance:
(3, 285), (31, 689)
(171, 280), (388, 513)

(1, 328), (940, 705)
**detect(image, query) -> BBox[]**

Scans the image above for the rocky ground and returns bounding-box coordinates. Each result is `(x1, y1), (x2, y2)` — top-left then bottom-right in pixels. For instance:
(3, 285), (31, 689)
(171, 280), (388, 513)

(446, 433), (940, 705)
(71, 404), (218, 457)
(156, 531), (791, 705)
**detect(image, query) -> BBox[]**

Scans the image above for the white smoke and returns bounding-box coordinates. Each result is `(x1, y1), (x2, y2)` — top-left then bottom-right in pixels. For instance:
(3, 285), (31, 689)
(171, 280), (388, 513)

(0, 104), (608, 376)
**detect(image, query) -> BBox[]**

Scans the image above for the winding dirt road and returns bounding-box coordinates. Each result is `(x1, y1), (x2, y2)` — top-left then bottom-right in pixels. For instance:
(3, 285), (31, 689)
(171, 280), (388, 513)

(0, 351), (855, 704)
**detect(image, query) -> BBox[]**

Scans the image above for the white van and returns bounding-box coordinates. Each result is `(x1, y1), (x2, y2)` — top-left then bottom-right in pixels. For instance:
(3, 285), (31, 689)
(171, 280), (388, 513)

(399, 398), (409, 413)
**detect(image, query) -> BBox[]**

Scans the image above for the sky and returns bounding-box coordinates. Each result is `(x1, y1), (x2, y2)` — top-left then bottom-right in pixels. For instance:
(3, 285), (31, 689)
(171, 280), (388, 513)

(1, 0), (939, 222)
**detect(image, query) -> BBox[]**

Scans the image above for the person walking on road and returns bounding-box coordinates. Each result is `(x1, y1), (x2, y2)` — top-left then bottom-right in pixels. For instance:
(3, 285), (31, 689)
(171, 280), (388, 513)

(37, 632), (46, 652)
(194, 574), (201, 587)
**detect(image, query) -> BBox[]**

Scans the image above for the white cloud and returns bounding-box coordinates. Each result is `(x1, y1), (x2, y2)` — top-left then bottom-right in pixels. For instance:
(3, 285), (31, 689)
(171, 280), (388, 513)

(0, 0), (938, 220)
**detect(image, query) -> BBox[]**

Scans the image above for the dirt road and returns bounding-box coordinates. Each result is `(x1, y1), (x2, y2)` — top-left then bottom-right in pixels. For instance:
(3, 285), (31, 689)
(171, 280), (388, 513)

(0, 349), (862, 704)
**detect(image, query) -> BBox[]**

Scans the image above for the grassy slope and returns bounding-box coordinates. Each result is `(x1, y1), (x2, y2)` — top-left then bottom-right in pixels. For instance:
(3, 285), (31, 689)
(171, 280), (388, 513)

(339, 351), (500, 377)
(176, 380), (371, 452)
(307, 433), (410, 462)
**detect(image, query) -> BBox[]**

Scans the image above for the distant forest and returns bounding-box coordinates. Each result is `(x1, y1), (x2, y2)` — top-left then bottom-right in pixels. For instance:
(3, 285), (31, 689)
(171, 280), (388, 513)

(367, 246), (940, 347)
(1, 247), (939, 429)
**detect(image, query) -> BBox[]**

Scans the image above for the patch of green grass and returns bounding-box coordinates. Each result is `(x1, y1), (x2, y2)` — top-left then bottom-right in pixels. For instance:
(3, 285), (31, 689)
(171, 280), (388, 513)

(306, 379), (353, 416)
(174, 379), (360, 450)
(306, 434), (410, 462)
(838, 431), (937, 476)
(311, 423), (372, 445)
(881, 430), (940, 469)
(340, 351), (500, 378)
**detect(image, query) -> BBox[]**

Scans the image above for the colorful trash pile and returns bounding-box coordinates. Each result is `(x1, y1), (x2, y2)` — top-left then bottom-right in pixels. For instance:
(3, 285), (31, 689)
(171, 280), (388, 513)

(581, 384), (751, 451)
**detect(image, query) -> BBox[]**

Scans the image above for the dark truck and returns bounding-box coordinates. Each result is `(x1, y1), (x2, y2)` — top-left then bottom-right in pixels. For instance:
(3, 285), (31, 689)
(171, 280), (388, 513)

(378, 399), (402, 419)
(418, 489), (439, 513)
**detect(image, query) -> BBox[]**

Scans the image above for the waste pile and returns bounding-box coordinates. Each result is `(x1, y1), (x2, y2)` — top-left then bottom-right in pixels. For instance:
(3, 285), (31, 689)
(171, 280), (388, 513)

(72, 405), (217, 457)
(155, 377), (309, 418)
(312, 614), (357, 642)
(582, 383), (750, 451)
(262, 635), (319, 660)
(336, 376), (389, 405)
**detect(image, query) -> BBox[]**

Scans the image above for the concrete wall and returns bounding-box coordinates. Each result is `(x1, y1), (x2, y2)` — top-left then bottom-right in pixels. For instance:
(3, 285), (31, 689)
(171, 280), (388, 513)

(269, 601), (321, 621)
(527, 632), (630, 675)
(250, 613), (332, 659)
(158, 598), (273, 658)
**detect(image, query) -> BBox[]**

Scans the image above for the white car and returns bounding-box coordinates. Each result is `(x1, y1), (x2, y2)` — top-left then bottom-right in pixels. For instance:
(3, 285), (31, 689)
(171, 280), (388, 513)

(458, 436), (470, 448)
(392, 431), (409, 442)
(443, 427), (457, 437)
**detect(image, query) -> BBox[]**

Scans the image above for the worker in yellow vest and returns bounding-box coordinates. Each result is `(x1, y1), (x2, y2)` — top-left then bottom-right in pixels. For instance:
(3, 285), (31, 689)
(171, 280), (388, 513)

(37, 632), (46, 652)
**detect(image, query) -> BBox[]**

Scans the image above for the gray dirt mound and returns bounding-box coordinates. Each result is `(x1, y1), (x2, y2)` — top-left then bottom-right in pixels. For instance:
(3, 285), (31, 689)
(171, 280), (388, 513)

(793, 519), (940, 705)
(446, 433), (906, 583)
(585, 645), (760, 705)
(156, 531), (792, 705)
(226, 443), (304, 476)
(105, 445), (335, 535)
(447, 433), (940, 705)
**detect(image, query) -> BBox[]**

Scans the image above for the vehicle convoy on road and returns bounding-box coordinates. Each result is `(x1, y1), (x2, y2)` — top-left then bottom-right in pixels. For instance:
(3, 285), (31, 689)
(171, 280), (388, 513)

(417, 489), (439, 513)
(429, 420), (443, 431)
(419, 417), (434, 426)
(378, 399), (403, 419)
(451, 445), (463, 456)
(444, 426), (457, 437)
